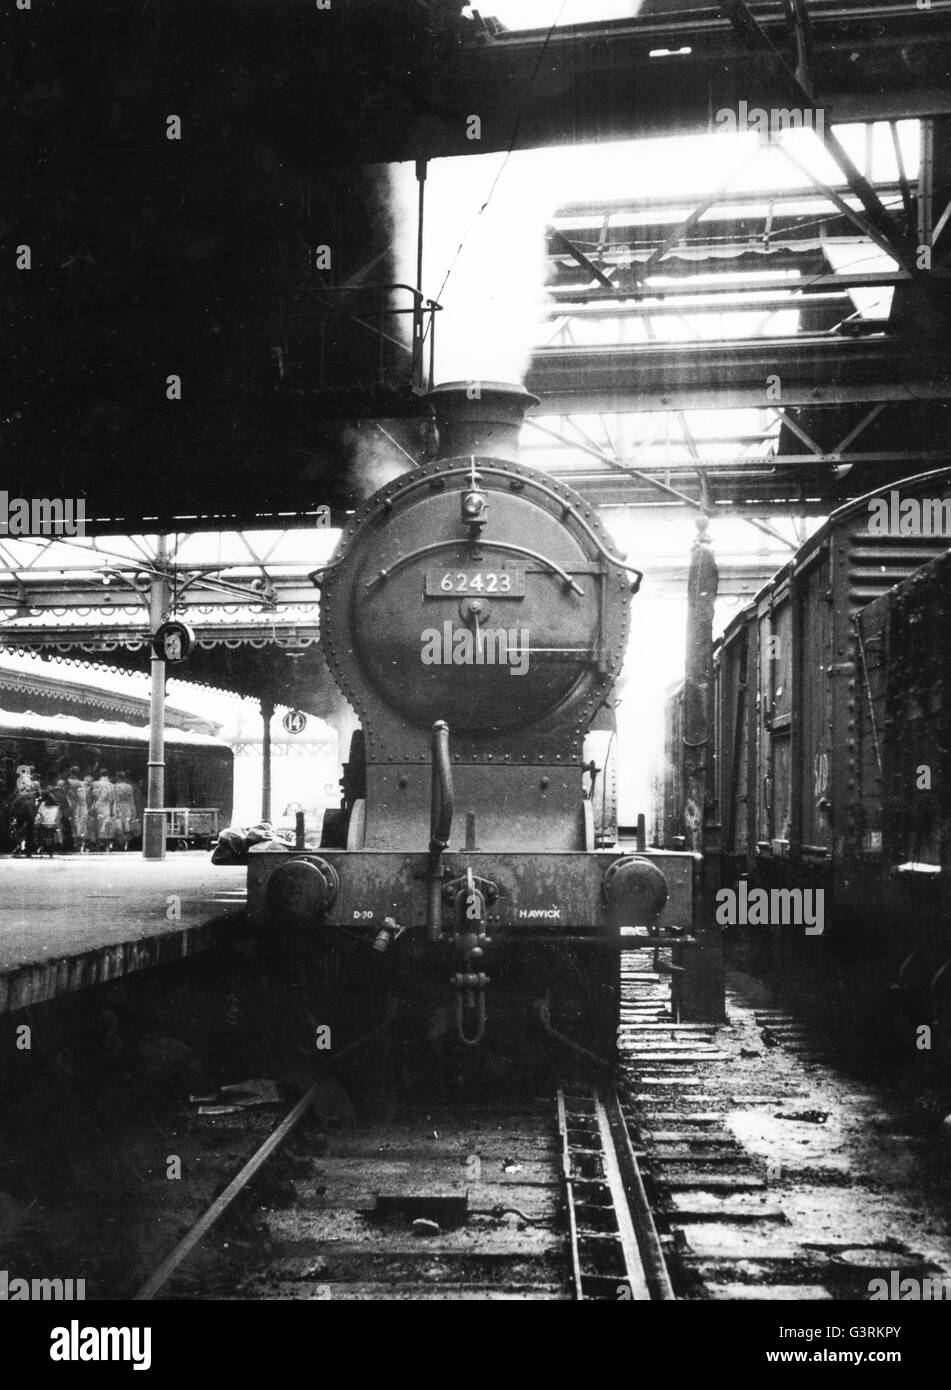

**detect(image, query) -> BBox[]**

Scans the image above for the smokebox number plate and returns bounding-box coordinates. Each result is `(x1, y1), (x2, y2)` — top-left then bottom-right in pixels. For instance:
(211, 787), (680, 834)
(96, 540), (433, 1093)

(425, 568), (525, 597)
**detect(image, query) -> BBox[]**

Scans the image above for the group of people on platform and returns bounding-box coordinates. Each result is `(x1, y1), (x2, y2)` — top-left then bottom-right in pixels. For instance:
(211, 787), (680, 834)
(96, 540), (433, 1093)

(4, 766), (141, 857)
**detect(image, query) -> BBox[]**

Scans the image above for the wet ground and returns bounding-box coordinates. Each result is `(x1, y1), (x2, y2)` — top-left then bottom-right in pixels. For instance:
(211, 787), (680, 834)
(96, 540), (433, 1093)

(1, 943), (951, 1300)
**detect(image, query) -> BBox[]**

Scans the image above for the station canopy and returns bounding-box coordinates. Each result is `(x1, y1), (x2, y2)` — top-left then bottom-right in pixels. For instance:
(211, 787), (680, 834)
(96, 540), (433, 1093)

(0, 530), (340, 717)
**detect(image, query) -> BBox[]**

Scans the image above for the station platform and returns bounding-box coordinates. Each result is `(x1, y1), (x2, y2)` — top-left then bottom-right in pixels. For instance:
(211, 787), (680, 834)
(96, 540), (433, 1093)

(0, 853), (246, 1015)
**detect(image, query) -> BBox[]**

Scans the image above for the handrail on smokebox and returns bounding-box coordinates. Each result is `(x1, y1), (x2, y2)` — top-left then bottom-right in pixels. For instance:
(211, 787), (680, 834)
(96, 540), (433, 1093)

(310, 284), (442, 393)
(428, 720), (454, 942)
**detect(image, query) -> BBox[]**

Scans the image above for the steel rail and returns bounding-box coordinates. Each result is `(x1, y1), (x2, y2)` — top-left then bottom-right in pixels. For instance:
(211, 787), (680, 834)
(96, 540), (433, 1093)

(558, 1083), (676, 1300)
(602, 1088), (676, 1301)
(557, 1089), (585, 1301)
(592, 1090), (652, 1300)
(133, 1001), (398, 1301)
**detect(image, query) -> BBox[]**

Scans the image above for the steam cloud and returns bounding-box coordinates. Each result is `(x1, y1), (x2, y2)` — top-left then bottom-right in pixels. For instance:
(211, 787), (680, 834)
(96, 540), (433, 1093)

(389, 151), (554, 386)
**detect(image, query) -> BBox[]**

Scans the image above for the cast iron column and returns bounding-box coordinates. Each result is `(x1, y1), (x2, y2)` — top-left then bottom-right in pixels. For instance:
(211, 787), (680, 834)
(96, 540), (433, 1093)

(143, 536), (168, 859)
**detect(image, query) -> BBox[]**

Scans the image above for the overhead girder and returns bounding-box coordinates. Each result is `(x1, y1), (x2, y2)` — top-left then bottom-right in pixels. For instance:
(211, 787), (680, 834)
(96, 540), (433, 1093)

(526, 335), (951, 414)
(531, 94), (950, 516)
(371, 4), (951, 163)
(546, 270), (912, 300)
(542, 452), (945, 477)
(547, 228), (890, 269)
(11, 4), (951, 536)
(549, 185), (910, 227)
(0, 578), (320, 613)
(715, 0), (916, 271)
(573, 481), (831, 515)
(543, 290), (855, 321)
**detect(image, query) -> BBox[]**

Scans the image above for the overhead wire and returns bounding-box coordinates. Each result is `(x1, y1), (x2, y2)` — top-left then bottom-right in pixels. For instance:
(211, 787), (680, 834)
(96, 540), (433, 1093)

(434, 0), (572, 305)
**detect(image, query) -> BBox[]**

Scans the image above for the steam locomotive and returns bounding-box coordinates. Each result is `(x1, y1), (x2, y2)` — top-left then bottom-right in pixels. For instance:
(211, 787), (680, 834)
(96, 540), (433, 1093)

(244, 383), (704, 1060)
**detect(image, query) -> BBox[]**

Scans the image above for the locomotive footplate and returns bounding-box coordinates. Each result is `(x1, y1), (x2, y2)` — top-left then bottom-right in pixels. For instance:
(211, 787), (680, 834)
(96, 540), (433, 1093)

(249, 845), (709, 1031)
(248, 846), (700, 940)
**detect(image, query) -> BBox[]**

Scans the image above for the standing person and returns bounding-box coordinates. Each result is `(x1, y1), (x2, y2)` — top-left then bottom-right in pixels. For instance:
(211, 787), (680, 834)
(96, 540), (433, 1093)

(114, 771), (136, 852)
(35, 781), (69, 858)
(10, 777), (39, 858)
(54, 778), (73, 850)
(52, 777), (73, 852)
(66, 767), (84, 852)
(90, 769), (117, 852)
(78, 773), (94, 850)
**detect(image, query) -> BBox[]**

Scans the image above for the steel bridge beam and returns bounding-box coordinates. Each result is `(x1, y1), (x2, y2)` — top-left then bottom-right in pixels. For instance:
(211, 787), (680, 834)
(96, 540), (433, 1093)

(526, 337), (951, 413)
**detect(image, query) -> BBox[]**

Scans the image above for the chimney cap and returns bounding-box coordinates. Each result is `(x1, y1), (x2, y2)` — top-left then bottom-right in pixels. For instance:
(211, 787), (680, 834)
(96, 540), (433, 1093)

(424, 381), (540, 412)
(423, 382), (539, 463)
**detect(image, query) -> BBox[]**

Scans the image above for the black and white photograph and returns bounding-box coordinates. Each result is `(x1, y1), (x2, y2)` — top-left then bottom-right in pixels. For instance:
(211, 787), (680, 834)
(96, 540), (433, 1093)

(3, 0), (951, 1360)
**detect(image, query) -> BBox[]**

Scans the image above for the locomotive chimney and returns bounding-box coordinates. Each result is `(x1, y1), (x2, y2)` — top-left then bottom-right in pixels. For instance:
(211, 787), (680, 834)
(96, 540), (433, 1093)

(425, 382), (539, 464)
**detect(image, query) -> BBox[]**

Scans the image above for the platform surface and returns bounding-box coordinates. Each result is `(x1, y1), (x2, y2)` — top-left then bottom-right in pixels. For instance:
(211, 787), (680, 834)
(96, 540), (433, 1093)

(0, 852), (246, 1013)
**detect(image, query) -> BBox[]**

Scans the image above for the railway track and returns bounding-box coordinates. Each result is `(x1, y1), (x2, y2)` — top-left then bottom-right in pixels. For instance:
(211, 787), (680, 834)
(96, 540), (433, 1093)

(558, 1083), (673, 1300)
(133, 995), (675, 1300)
(135, 1078), (671, 1301)
(132, 948), (951, 1301)
(617, 951), (820, 1300)
(618, 953), (951, 1301)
